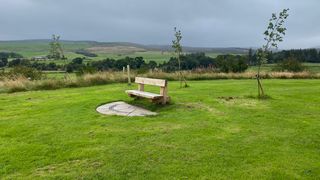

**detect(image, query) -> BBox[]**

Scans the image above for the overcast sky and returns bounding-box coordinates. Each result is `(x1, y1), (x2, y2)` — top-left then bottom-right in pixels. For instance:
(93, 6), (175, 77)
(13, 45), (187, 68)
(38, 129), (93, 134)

(0, 0), (319, 49)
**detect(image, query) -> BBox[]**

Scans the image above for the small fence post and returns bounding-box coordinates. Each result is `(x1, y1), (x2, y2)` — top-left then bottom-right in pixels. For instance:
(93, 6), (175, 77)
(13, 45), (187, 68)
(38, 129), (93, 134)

(123, 66), (125, 75)
(127, 65), (131, 86)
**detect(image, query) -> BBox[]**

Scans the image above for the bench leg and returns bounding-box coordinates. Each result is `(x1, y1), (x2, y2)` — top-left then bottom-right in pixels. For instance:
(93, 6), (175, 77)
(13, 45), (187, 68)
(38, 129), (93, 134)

(160, 87), (168, 105)
(162, 97), (167, 105)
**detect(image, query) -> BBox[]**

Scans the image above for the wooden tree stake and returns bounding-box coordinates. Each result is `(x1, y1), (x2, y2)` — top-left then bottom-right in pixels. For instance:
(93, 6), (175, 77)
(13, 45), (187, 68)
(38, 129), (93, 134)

(127, 65), (131, 86)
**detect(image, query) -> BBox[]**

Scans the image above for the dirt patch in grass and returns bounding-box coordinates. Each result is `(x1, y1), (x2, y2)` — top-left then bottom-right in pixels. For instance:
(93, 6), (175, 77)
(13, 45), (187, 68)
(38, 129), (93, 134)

(218, 96), (267, 109)
(33, 159), (103, 177)
(178, 102), (225, 116)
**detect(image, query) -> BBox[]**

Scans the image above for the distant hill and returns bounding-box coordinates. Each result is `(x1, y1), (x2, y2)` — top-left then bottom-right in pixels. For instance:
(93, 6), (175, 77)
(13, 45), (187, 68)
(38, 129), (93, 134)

(0, 39), (249, 55)
(146, 45), (249, 54)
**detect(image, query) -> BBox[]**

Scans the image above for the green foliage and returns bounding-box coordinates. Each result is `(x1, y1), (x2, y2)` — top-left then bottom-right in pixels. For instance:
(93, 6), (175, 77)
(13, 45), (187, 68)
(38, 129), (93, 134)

(75, 49), (98, 57)
(216, 55), (248, 73)
(0, 52), (23, 59)
(161, 53), (215, 72)
(66, 57), (85, 73)
(8, 58), (31, 67)
(7, 58), (61, 71)
(0, 58), (8, 67)
(31, 62), (60, 71)
(172, 27), (182, 55)
(148, 60), (157, 69)
(256, 8), (289, 97)
(77, 66), (97, 76)
(263, 8), (289, 49)
(90, 57), (155, 71)
(48, 34), (65, 60)
(276, 57), (305, 72)
(258, 8), (290, 67)
(271, 49), (320, 63)
(8, 66), (43, 80)
(172, 27), (189, 87)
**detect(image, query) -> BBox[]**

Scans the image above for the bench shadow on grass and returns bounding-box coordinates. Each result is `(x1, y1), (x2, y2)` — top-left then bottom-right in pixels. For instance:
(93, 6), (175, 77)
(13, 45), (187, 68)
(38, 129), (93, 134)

(125, 98), (175, 112)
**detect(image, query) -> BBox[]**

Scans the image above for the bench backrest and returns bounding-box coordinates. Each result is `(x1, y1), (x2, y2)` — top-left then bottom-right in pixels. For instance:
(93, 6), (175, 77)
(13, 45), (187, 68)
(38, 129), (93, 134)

(135, 77), (167, 87)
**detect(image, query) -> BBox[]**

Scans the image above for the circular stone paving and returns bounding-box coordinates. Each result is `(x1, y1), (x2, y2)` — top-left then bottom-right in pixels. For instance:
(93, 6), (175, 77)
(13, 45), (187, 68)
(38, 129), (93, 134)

(96, 101), (157, 116)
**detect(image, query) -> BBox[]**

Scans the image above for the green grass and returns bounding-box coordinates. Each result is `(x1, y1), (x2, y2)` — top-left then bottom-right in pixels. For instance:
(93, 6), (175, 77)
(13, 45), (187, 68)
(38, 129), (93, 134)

(0, 80), (319, 179)
(95, 51), (175, 63)
(1, 40), (224, 64)
(23, 51), (223, 65)
(0, 41), (174, 63)
(304, 63), (320, 73)
(0, 41), (91, 54)
(247, 64), (276, 72)
(248, 63), (320, 73)
(14, 51), (175, 64)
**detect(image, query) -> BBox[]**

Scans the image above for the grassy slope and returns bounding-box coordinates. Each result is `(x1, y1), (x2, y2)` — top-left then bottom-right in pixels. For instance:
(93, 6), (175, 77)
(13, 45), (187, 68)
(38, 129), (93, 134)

(0, 41), (223, 63)
(2, 40), (319, 71)
(0, 41), (90, 55)
(0, 80), (319, 179)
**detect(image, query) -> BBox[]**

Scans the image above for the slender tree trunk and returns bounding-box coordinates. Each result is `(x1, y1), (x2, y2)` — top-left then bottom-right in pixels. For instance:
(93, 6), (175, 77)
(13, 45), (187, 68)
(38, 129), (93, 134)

(256, 64), (265, 97)
(178, 52), (182, 88)
(183, 77), (188, 87)
(178, 64), (182, 88)
(178, 58), (188, 88)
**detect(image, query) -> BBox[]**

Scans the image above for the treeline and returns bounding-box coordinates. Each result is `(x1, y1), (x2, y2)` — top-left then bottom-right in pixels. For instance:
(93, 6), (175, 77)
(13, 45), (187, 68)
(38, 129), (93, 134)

(0, 52), (23, 59)
(272, 49), (320, 63)
(0, 52), (24, 67)
(75, 49), (98, 57)
(2, 48), (319, 76)
(248, 48), (320, 64)
(90, 57), (157, 71)
(162, 53), (248, 73)
(5, 58), (61, 70)
(1, 53), (249, 74)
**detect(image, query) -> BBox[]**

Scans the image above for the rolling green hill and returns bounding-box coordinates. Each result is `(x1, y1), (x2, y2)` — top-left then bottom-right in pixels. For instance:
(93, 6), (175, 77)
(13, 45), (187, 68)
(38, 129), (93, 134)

(0, 40), (247, 62)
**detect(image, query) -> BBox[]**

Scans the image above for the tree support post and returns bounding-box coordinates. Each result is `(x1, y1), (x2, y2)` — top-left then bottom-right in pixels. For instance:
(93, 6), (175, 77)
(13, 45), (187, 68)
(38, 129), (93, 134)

(127, 65), (131, 86)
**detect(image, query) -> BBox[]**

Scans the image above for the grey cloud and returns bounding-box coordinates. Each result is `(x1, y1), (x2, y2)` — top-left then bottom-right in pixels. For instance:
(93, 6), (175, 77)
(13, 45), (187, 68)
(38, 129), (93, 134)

(0, 0), (319, 48)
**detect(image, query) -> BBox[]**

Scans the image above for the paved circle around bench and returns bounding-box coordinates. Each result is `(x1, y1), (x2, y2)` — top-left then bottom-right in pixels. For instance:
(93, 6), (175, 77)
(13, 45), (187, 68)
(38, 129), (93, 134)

(96, 101), (157, 116)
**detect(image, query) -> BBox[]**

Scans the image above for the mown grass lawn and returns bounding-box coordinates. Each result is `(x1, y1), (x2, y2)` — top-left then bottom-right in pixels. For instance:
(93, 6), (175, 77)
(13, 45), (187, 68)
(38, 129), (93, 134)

(0, 80), (319, 179)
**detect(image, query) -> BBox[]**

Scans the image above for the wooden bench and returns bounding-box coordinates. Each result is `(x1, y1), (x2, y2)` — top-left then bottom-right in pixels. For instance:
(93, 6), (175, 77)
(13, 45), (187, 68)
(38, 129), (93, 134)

(126, 77), (170, 104)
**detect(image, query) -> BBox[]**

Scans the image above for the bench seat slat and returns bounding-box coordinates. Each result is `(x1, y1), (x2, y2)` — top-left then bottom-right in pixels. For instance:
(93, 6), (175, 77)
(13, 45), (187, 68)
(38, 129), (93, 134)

(126, 90), (163, 99)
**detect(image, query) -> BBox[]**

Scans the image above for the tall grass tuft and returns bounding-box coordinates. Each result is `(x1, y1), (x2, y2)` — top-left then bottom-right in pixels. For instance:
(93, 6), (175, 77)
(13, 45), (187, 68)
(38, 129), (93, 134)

(0, 71), (319, 93)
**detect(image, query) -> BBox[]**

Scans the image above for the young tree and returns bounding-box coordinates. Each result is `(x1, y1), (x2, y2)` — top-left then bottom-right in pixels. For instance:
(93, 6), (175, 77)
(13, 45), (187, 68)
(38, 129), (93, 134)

(172, 27), (188, 88)
(49, 34), (65, 60)
(256, 8), (289, 97)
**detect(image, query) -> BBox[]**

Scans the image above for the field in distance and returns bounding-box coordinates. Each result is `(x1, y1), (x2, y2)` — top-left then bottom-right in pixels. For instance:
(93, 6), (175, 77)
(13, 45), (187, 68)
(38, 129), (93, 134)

(0, 40), (246, 63)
